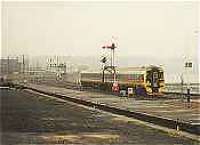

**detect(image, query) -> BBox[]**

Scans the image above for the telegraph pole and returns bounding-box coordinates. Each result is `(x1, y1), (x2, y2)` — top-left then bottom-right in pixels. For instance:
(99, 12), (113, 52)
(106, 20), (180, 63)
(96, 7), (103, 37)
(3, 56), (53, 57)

(22, 54), (25, 74)
(7, 56), (9, 74)
(56, 56), (58, 80)
(22, 54), (25, 83)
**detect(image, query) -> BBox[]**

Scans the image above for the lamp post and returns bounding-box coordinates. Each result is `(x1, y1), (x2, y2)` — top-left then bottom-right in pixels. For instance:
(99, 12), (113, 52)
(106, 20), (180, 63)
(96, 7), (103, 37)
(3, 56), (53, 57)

(180, 73), (184, 101)
(184, 61), (192, 103)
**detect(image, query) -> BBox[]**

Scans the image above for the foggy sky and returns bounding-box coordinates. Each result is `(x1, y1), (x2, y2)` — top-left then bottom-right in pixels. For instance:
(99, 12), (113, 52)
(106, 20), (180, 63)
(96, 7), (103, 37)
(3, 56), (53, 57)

(2, 1), (198, 58)
(1, 1), (199, 83)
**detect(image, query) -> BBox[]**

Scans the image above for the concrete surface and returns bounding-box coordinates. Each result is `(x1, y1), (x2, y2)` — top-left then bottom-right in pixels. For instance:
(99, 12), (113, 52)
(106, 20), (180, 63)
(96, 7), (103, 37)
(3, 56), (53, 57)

(26, 83), (200, 126)
(1, 88), (198, 144)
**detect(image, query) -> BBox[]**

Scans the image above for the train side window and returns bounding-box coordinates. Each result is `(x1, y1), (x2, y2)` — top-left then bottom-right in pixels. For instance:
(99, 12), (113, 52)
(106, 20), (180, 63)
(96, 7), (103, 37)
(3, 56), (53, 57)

(135, 74), (137, 80)
(128, 74), (134, 80)
(139, 74), (144, 81)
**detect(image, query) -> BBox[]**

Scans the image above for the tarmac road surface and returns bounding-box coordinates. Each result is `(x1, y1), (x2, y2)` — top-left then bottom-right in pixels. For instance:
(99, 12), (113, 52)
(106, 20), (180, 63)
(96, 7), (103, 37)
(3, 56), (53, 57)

(0, 88), (198, 145)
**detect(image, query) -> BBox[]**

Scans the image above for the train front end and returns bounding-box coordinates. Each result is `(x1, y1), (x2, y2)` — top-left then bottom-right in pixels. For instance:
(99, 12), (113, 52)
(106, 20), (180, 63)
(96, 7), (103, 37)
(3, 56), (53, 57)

(145, 66), (165, 96)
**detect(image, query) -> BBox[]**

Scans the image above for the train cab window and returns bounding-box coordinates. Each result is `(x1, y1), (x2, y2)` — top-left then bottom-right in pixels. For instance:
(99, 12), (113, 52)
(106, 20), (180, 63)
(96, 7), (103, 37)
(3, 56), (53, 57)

(146, 71), (151, 81)
(153, 72), (158, 79)
(159, 72), (164, 80)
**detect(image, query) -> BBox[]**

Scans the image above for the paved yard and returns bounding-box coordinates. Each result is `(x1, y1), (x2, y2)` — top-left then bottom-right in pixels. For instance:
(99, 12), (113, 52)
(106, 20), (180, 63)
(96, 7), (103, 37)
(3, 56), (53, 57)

(27, 83), (200, 125)
(1, 88), (198, 144)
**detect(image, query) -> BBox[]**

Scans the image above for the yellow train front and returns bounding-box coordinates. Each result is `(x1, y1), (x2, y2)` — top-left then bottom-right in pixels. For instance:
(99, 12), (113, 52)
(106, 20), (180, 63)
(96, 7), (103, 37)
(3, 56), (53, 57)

(80, 65), (165, 96)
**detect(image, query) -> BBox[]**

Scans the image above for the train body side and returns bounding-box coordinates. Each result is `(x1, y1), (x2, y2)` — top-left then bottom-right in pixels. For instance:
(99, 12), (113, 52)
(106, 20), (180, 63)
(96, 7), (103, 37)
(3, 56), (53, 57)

(80, 66), (165, 96)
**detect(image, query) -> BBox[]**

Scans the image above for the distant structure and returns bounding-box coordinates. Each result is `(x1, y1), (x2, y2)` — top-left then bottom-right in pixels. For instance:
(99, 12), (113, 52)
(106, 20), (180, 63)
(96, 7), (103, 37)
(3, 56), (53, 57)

(47, 63), (67, 74)
(0, 58), (22, 75)
(46, 57), (66, 74)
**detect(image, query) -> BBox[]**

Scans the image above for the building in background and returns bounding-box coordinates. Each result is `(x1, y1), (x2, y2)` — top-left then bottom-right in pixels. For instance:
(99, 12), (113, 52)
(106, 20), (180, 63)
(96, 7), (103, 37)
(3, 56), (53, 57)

(0, 58), (22, 75)
(46, 57), (66, 74)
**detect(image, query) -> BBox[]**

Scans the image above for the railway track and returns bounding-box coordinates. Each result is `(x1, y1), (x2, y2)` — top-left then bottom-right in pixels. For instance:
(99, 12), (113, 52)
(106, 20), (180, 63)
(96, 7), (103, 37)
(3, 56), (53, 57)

(2, 88), (197, 144)
(25, 86), (200, 135)
(8, 81), (199, 100)
(2, 81), (199, 135)
(7, 82), (198, 136)
(77, 86), (199, 100)
(46, 81), (200, 97)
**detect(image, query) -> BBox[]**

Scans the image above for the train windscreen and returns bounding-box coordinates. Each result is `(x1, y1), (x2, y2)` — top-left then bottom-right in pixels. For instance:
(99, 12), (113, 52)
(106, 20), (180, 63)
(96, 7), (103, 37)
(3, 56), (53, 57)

(152, 72), (159, 88)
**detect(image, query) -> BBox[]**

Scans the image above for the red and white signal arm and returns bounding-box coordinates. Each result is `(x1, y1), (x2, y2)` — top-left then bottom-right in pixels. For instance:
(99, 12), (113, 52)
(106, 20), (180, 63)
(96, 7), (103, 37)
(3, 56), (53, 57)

(112, 82), (119, 92)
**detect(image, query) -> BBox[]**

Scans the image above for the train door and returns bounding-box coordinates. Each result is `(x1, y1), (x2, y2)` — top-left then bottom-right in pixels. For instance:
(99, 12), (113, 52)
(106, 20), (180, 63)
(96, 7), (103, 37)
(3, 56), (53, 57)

(152, 72), (159, 87)
(152, 71), (159, 93)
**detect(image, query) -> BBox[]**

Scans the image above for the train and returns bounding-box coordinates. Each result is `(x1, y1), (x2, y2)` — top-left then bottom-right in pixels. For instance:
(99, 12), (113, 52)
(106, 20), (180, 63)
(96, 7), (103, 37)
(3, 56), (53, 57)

(80, 65), (165, 96)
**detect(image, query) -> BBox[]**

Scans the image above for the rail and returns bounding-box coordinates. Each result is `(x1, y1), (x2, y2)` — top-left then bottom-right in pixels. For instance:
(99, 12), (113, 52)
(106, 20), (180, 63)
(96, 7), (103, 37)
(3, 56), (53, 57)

(8, 83), (199, 136)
